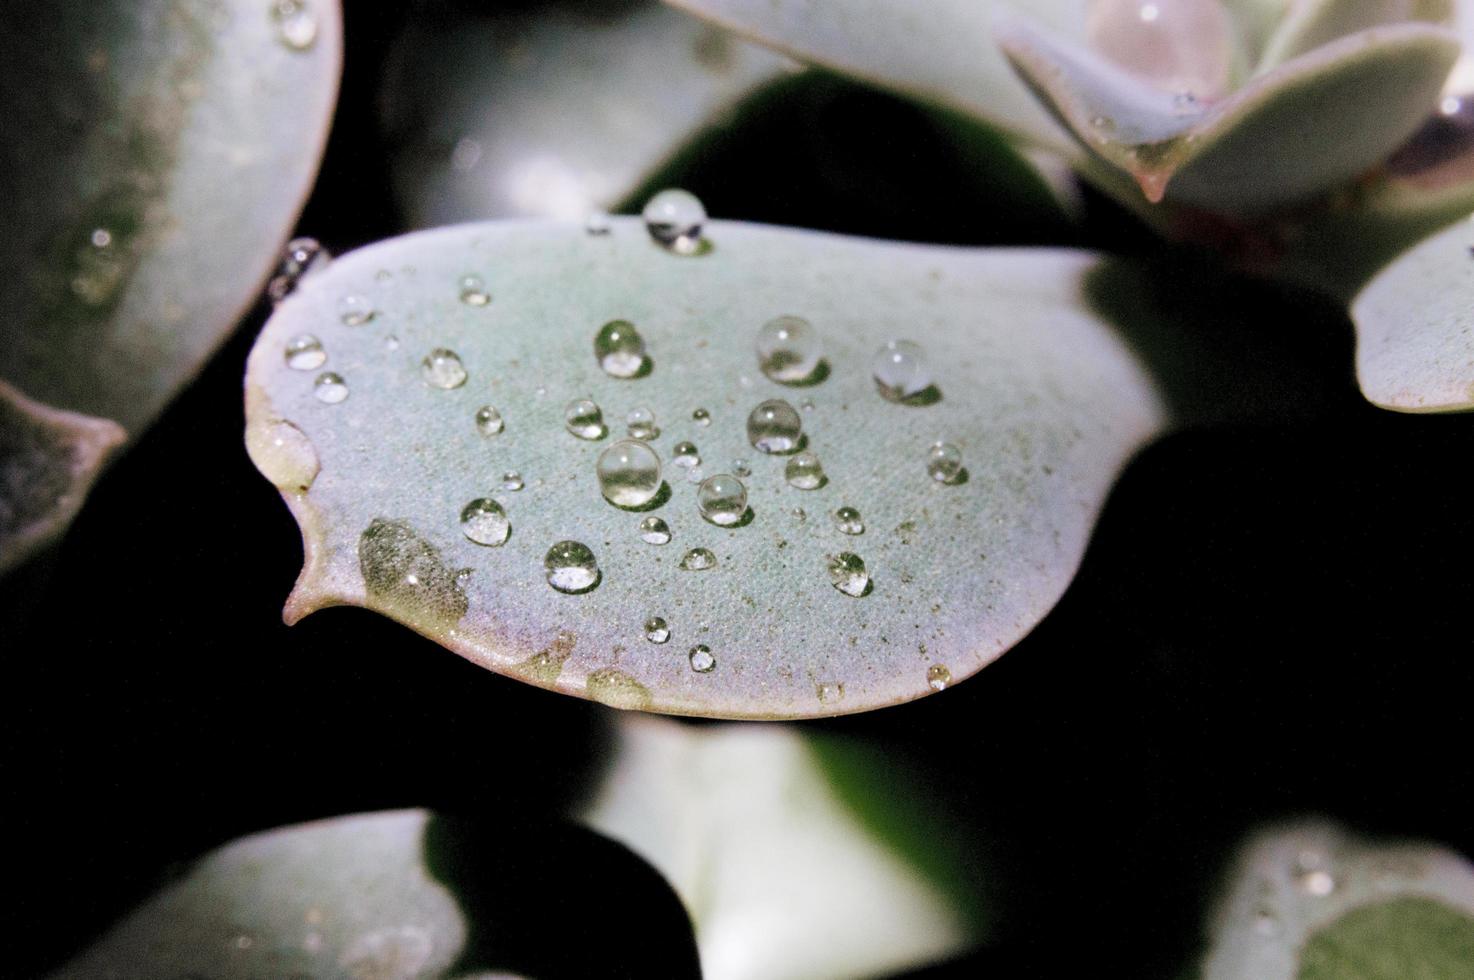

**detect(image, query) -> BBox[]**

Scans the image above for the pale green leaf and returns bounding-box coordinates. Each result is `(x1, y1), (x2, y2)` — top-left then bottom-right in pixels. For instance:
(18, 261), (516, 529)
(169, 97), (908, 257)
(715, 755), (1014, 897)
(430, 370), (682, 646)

(1255, 0), (1452, 71)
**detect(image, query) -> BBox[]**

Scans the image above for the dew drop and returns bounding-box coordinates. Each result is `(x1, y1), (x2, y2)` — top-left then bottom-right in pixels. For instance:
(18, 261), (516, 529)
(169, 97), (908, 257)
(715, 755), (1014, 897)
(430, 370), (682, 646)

(385, 334), (400, 351)
(927, 664), (952, 692)
(597, 439), (663, 507)
(872, 340), (932, 401)
(679, 547), (716, 570)
(626, 407), (659, 440)
(731, 458), (751, 478)
(833, 506), (864, 535)
(267, 237), (329, 303)
(642, 188), (707, 255)
(474, 405), (504, 436)
(697, 474), (748, 526)
(927, 441), (964, 484)
(585, 210), (612, 235)
(639, 516), (671, 545)
(459, 274), (491, 306)
(313, 372), (348, 404)
(501, 470), (524, 491)
(338, 293), (375, 326)
(460, 498), (510, 546)
(756, 315), (822, 383)
(688, 645), (716, 673)
(421, 348), (468, 389)
(672, 441), (700, 467)
(816, 681), (845, 704)
(565, 398), (606, 439)
(1086, 0), (1232, 99)
(684, 464), (706, 485)
(785, 451), (824, 489)
(271, 0), (319, 51)
(1293, 850), (1338, 897)
(691, 407), (711, 427)
(594, 320), (648, 378)
(284, 334), (326, 370)
(645, 616), (670, 643)
(545, 540), (600, 593)
(827, 552), (870, 597)
(792, 507), (807, 522)
(747, 399), (802, 454)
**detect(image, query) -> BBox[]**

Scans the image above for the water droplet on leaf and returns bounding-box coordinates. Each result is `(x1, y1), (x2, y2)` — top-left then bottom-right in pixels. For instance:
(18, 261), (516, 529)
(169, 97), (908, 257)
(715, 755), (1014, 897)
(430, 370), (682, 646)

(872, 340), (931, 401)
(643, 188), (707, 255)
(691, 407), (711, 427)
(474, 405), (504, 436)
(689, 645), (716, 673)
(626, 407), (659, 440)
(458, 275), (491, 306)
(679, 547), (716, 570)
(585, 211), (612, 235)
(756, 315), (822, 383)
(545, 540), (600, 593)
(338, 293), (375, 326)
(501, 471), (524, 491)
(313, 372), (348, 404)
(672, 441), (700, 467)
(284, 334), (326, 370)
(927, 441), (964, 484)
(747, 399), (802, 454)
(594, 320), (647, 378)
(827, 552), (870, 597)
(731, 458), (751, 478)
(785, 451), (824, 489)
(645, 616), (670, 643)
(421, 348), (468, 389)
(565, 398), (606, 439)
(927, 664), (951, 691)
(597, 439), (663, 507)
(460, 498), (510, 546)
(697, 474), (748, 526)
(271, 0), (319, 51)
(833, 506), (864, 535)
(639, 516), (671, 545)
(267, 237), (329, 302)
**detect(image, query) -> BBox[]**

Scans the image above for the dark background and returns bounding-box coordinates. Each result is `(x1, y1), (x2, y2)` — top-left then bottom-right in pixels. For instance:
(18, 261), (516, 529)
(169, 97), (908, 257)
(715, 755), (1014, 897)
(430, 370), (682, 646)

(6, 3), (1472, 977)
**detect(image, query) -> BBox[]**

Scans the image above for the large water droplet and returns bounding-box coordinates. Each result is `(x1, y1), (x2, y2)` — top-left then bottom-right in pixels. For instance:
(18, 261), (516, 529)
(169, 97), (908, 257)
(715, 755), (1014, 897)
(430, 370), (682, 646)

(927, 442), (964, 484)
(679, 547), (716, 570)
(1086, 0), (1232, 99)
(785, 451), (825, 489)
(672, 441), (700, 467)
(927, 664), (952, 691)
(688, 645), (716, 673)
(565, 398), (606, 439)
(827, 552), (870, 597)
(639, 516), (671, 545)
(597, 439), (663, 507)
(697, 474), (748, 526)
(545, 540), (600, 594)
(338, 293), (375, 326)
(271, 0), (319, 51)
(267, 237), (329, 303)
(594, 320), (648, 378)
(626, 407), (659, 440)
(756, 315), (822, 383)
(501, 471), (524, 491)
(475, 405), (504, 436)
(691, 407), (711, 427)
(872, 340), (932, 401)
(747, 399), (802, 454)
(642, 188), (707, 255)
(420, 348), (467, 389)
(313, 372), (348, 404)
(460, 498), (510, 546)
(833, 506), (864, 535)
(459, 275), (491, 306)
(284, 334), (326, 370)
(246, 418), (319, 492)
(645, 616), (670, 643)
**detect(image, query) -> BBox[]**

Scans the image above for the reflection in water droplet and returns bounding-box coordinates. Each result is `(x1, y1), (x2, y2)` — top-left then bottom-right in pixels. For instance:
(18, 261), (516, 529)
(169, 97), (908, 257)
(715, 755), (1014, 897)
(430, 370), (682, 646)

(313, 372), (348, 404)
(586, 211), (612, 235)
(545, 540), (600, 593)
(594, 320), (647, 378)
(731, 458), (751, 478)
(827, 552), (869, 597)
(927, 664), (952, 691)
(834, 506), (864, 535)
(460, 498), (510, 546)
(565, 398), (606, 439)
(672, 441), (700, 467)
(689, 645), (716, 673)
(645, 616), (670, 643)
(459, 274), (491, 306)
(785, 451), (824, 489)
(501, 471), (524, 491)
(643, 188), (707, 255)
(267, 237), (329, 302)
(697, 474), (748, 526)
(246, 417), (319, 492)
(872, 340), (931, 401)
(598, 439), (662, 507)
(816, 681), (845, 704)
(748, 399), (802, 454)
(475, 405), (504, 436)
(271, 0), (319, 51)
(679, 547), (716, 570)
(927, 442), (964, 484)
(284, 334), (326, 370)
(639, 516), (671, 545)
(421, 348), (467, 389)
(757, 315), (822, 382)
(1086, 0), (1231, 99)
(338, 293), (375, 326)
(627, 406), (659, 440)
(692, 407), (711, 427)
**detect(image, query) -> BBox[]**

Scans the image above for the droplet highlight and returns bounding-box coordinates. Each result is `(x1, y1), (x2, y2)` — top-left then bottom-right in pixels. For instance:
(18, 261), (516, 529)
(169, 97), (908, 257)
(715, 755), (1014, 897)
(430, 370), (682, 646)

(691, 407), (711, 427)
(688, 645), (716, 673)
(597, 439), (663, 507)
(626, 407), (659, 440)
(267, 237), (329, 303)
(284, 334), (326, 370)
(756, 315), (822, 383)
(747, 399), (802, 454)
(460, 498), (510, 546)
(697, 474), (748, 526)
(594, 320), (648, 379)
(638, 516), (671, 545)
(421, 348), (468, 389)
(927, 442), (964, 484)
(833, 506), (864, 535)
(313, 372), (348, 404)
(642, 188), (707, 255)
(784, 451), (824, 489)
(458, 275), (491, 306)
(872, 340), (932, 401)
(474, 405), (504, 436)
(565, 398), (606, 439)
(827, 552), (870, 597)
(545, 540), (600, 594)
(672, 441), (700, 468)
(501, 471), (524, 491)
(645, 616), (670, 643)
(338, 293), (375, 326)
(679, 547), (716, 570)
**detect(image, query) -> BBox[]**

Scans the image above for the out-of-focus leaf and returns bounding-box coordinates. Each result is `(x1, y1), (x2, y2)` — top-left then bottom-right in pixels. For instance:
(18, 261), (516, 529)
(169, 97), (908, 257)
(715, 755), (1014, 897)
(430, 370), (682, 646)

(1254, 0), (1451, 71)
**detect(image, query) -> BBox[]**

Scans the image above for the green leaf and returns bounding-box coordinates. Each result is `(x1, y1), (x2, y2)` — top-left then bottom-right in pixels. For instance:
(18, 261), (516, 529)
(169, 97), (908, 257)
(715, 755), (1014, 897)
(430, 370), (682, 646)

(1351, 212), (1474, 410)
(1199, 821), (1474, 980)
(1254, 0), (1452, 71)
(0, 0), (341, 570)
(384, 0), (793, 225)
(243, 217), (1167, 718)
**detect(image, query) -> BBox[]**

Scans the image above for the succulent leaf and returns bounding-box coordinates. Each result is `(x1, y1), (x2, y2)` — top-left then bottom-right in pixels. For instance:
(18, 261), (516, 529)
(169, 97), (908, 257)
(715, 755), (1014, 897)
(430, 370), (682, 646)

(1254, 0), (1452, 71)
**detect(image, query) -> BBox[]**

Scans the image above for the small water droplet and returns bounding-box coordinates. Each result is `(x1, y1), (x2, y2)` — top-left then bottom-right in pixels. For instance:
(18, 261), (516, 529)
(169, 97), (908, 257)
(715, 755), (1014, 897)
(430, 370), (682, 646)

(697, 474), (748, 526)
(284, 334), (326, 370)
(385, 334), (400, 351)
(833, 506), (864, 534)
(643, 188), (707, 255)
(460, 498), (510, 546)
(459, 274), (491, 306)
(672, 441), (700, 467)
(927, 441), (964, 484)
(534, 384), (547, 397)
(421, 348), (468, 389)
(267, 237), (329, 302)
(585, 210), (612, 235)
(594, 320), (648, 378)
(688, 645), (716, 672)
(545, 540), (600, 593)
(271, 0), (318, 51)
(792, 507), (807, 521)
(645, 616), (670, 643)
(927, 664), (951, 691)
(827, 552), (870, 597)
(691, 407), (711, 427)
(756, 315), (822, 383)
(731, 458), (751, 478)
(816, 681), (845, 704)
(799, 398), (815, 412)
(1253, 907), (1280, 936)
(747, 399), (802, 454)
(501, 471), (524, 491)
(679, 547), (716, 570)
(872, 340), (931, 401)
(685, 464), (706, 485)
(313, 372), (348, 404)
(565, 398), (606, 439)
(597, 439), (662, 507)
(626, 407), (659, 440)
(475, 405), (504, 435)
(639, 516), (671, 545)
(338, 293), (375, 326)
(785, 451), (824, 489)
(1293, 850), (1337, 896)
